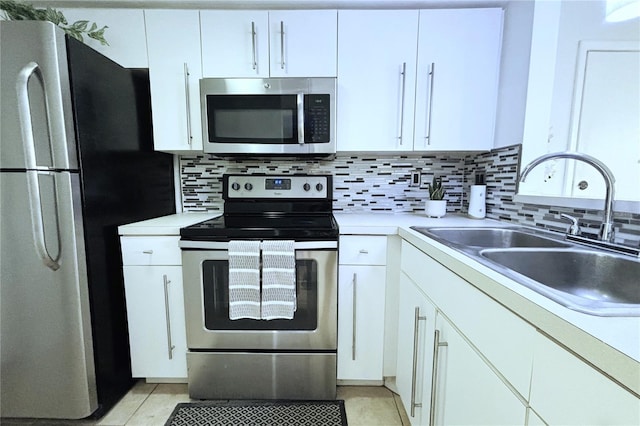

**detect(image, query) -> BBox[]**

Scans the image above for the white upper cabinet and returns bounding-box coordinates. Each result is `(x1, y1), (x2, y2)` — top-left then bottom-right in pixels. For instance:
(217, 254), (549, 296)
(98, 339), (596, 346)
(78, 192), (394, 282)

(200, 11), (269, 78)
(268, 10), (337, 77)
(337, 8), (503, 152)
(59, 8), (148, 68)
(337, 10), (419, 152)
(201, 10), (337, 78)
(145, 10), (203, 153)
(414, 8), (503, 151)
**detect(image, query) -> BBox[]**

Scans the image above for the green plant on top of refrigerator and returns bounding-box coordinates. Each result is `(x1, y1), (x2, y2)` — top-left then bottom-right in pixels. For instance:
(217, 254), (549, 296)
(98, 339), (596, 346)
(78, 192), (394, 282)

(0, 0), (108, 45)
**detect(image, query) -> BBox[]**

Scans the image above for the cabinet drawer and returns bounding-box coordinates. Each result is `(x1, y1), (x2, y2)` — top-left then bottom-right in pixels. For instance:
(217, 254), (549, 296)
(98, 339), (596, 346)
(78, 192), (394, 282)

(339, 236), (387, 265)
(121, 236), (181, 266)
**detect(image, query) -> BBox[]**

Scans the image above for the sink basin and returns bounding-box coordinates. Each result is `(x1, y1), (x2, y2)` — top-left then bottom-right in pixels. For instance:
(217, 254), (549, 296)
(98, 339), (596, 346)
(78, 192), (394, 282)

(481, 249), (640, 312)
(411, 227), (570, 249)
(410, 225), (640, 315)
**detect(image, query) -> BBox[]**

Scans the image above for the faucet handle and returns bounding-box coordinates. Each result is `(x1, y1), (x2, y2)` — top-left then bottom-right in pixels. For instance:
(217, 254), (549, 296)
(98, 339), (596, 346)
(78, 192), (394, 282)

(560, 214), (581, 236)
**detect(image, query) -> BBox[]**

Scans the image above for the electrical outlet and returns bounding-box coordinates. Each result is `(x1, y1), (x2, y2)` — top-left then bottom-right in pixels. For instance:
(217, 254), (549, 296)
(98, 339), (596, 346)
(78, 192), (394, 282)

(410, 171), (421, 187)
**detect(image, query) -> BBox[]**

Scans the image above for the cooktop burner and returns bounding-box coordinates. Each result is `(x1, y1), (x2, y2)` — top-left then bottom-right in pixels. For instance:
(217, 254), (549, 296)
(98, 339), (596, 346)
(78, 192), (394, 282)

(180, 174), (338, 242)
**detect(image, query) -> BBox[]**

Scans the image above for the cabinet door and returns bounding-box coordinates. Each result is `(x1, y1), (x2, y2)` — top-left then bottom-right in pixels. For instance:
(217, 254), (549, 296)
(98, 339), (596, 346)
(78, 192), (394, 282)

(123, 265), (187, 378)
(530, 332), (640, 425)
(337, 265), (386, 381)
(337, 10), (418, 152)
(268, 10), (337, 77)
(432, 314), (527, 426)
(414, 8), (503, 151)
(145, 10), (203, 153)
(59, 8), (148, 68)
(201, 10), (269, 78)
(396, 273), (437, 426)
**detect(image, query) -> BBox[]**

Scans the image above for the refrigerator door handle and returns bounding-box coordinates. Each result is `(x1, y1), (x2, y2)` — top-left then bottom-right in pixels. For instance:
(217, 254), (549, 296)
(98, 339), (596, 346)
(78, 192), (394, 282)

(26, 171), (61, 271)
(17, 61), (61, 271)
(16, 61), (49, 171)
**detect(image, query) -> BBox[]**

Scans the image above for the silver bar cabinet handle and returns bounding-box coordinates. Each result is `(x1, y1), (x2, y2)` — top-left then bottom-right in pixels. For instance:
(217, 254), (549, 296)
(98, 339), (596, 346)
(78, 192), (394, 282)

(398, 62), (407, 145)
(163, 274), (175, 360)
(251, 21), (257, 70)
(425, 62), (435, 146)
(183, 63), (192, 147)
(297, 92), (305, 144)
(16, 61), (61, 271)
(429, 329), (448, 426)
(410, 307), (427, 417)
(280, 21), (285, 70)
(351, 273), (357, 361)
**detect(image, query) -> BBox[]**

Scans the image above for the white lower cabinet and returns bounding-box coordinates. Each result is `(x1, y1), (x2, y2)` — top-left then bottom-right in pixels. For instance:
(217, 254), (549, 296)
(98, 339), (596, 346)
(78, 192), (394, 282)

(431, 314), (527, 425)
(123, 266), (187, 379)
(398, 238), (640, 425)
(396, 273), (437, 425)
(121, 236), (187, 379)
(529, 332), (640, 425)
(398, 239), (530, 425)
(337, 235), (388, 382)
(337, 265), (386, 381)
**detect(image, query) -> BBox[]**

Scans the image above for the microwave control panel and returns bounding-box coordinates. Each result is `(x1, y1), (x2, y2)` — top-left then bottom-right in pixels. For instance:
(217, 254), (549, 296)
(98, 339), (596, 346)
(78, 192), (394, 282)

(305, 94), (330, 142)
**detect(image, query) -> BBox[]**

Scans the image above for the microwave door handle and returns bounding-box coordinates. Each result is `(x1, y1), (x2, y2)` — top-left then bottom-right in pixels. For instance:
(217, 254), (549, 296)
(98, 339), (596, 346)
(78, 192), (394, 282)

(297, 92), (305, 145)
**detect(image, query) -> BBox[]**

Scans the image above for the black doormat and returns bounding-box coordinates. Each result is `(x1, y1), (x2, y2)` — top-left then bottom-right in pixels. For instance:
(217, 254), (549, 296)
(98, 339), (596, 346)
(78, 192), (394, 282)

(164, 400), (348, 426)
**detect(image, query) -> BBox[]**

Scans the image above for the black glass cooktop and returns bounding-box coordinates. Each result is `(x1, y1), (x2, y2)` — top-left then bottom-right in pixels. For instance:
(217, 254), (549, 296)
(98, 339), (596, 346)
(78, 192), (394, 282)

(180, 214), (339, 241)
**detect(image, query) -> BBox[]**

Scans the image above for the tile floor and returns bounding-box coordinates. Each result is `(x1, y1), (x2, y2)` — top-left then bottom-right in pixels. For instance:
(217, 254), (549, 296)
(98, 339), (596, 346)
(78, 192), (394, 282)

(2, 382), (410, 425)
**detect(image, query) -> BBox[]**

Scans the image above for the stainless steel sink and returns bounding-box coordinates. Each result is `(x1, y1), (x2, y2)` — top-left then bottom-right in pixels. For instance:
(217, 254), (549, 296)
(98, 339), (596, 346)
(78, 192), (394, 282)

(411, 226), (571, 249)
(409, 225), (640, 316)
(481, 249), (640, 308)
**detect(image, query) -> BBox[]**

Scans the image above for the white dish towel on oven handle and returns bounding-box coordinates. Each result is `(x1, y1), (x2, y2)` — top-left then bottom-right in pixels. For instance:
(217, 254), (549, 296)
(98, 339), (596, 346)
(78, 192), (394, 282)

(228, 240), (261, 320)
(261, 240), (296, 320)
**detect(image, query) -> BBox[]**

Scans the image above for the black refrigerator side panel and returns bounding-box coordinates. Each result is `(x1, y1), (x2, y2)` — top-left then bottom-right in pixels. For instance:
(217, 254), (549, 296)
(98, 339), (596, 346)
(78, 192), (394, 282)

(65, 37), (176, 414)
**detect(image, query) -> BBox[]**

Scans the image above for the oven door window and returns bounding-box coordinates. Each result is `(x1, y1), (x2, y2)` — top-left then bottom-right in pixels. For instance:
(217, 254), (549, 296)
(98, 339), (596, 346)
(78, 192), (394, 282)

(206, 95), (298, 144)
(202, 259), (318, 330)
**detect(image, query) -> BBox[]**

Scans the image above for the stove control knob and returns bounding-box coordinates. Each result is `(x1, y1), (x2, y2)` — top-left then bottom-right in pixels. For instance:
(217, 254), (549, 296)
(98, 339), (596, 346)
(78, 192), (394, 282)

(244, 183), (253, 191)
(316, 183), (324, 192)
(231, 182), (240, 191)
(303, 183), (311, 191)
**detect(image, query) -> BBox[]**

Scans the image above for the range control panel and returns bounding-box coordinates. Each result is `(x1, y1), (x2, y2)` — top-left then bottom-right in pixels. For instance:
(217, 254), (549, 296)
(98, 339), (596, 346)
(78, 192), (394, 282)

(224, 175), (330, 199)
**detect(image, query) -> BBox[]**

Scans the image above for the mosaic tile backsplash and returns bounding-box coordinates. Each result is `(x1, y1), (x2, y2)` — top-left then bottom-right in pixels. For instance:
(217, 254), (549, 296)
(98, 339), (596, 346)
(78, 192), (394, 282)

(180, 145), (640, 247)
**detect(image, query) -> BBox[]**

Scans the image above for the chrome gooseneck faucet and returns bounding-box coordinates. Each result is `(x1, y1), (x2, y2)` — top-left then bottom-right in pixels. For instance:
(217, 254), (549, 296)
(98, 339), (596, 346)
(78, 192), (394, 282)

(519, 152), (616, 242)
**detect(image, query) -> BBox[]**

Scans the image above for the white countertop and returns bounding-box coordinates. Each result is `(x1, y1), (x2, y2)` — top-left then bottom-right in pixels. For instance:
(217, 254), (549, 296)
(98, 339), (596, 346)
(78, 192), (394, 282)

(334, 212), (502, 234)
(335, 212), (640, 396)
(118, 212), (221, 235)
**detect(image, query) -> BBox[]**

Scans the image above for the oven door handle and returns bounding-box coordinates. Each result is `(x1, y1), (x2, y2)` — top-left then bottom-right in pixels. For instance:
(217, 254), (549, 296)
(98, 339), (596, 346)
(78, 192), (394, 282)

(179, 240), (338, 250)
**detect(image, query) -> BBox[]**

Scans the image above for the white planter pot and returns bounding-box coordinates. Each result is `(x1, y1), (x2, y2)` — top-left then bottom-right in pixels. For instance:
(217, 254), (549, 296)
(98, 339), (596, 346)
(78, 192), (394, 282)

(425, 200), (447, 218)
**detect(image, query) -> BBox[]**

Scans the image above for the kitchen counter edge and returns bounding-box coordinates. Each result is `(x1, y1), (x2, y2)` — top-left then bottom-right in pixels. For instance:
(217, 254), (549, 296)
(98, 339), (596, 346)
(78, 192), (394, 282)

(118, 212), (221, 236)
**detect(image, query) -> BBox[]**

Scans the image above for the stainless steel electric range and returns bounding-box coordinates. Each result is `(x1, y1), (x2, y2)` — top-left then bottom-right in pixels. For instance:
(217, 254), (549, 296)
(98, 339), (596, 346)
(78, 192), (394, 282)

(179, 174), (338, 400)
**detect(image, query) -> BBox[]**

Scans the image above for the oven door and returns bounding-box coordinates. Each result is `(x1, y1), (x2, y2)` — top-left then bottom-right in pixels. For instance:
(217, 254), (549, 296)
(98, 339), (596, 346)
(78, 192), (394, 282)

(181, 241), (337, 351)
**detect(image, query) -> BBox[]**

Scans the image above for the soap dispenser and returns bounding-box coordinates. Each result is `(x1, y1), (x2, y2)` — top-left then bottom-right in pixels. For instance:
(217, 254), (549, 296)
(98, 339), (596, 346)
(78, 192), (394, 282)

(469, 174), (486, 219)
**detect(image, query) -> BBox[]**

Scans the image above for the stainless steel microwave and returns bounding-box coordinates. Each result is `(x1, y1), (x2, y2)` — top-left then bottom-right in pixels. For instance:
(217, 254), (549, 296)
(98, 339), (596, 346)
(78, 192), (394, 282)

(200, 77), (336, 157)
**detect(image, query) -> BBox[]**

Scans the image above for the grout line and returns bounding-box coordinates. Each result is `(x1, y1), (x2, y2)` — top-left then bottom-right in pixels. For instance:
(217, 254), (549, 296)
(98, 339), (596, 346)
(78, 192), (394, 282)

(120, 382), (158, 426)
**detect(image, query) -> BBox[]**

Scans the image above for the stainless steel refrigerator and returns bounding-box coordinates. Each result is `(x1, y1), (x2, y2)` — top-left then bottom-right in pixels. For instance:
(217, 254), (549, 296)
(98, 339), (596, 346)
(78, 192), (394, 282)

(0, 21), (176, 419)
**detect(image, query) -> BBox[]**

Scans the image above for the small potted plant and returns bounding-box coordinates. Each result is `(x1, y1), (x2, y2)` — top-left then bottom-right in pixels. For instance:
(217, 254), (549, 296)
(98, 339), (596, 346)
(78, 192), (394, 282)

(425, 176), (447, 218)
